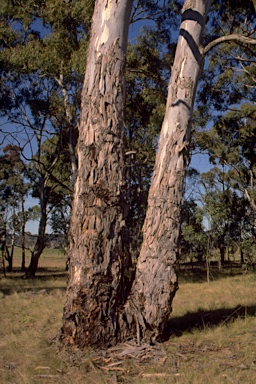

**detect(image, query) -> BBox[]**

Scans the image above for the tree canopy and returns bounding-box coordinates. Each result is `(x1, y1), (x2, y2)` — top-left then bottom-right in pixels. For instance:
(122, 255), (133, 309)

(0, 0), (256, 316)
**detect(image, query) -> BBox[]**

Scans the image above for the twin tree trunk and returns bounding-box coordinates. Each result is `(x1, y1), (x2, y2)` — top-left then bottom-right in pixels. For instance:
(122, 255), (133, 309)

(62, 0), (212, 348)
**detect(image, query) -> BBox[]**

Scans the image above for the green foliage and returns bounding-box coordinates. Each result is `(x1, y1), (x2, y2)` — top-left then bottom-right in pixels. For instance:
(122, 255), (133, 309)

(196, 103), (256, 231)
(192, 0), (256, 264)
(0, 0), (93, 75)
(0, 0), (181, 258)
(194, 0), (256, 133)
(0, 0), (94, 260)
(0, 145), (28, 219)
(199, 167), (252, 267)
(180, 199), (207, 262)
(1, 0), (255, 267)
(125, 24), (174, 256)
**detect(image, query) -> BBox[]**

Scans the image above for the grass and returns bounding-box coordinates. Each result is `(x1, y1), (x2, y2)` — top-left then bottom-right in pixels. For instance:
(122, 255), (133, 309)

(0, 250), (256, 383)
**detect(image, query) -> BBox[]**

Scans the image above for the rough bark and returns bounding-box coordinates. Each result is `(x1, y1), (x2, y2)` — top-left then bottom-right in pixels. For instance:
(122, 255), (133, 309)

(118, 0), (213, 344)
(62, 0), (133, 348)
(62, 0), (212, 349)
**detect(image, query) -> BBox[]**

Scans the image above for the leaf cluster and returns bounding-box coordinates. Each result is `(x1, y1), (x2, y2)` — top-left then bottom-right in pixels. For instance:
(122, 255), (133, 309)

(0, 0), (93, 76)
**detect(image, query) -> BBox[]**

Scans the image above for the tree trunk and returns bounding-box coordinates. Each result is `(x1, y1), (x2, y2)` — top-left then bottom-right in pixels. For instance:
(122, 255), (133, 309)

(240, 248), (244, 265)
(24, 237), (45, 278)
(8, 235), (15, 272)
(25, 196), (47, 278)
(119, 0), (212, 344)
(62, 0), (133, 348)
(57, 73), (78, 186)
(0, 224), (6, 276)
(62, 0), (212, 348)
(219, 243), (225, 270)
(21, 194), (26, 271)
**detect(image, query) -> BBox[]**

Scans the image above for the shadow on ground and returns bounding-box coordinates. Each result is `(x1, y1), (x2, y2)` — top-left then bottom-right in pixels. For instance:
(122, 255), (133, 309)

(162, 304), (256, 340)
(0, 268), (68, 295)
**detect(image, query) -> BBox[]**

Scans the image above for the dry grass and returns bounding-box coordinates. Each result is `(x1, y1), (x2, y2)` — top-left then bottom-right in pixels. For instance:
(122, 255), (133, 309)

(0, 250), (256, 383)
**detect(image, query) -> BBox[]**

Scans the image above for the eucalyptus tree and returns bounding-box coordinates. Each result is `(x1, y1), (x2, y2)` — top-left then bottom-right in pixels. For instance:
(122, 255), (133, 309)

(0, 145), (29, 271)
(0, 0), (94, 276)
(62, 0), (256, 348)
(62, 0), (134, 348)
(195, 0), (256, 243)
(192, 0), (256, 265)
(180, 199), (206, 264)
(62, 0), (209, 347)
(0, 70), (75, 277)
(25, 132), (74, 277)
(0, 0), (173, 277)
(195, 0), (256, 135)
(0, 0), (94, 183)
(200, 167), (249, 268)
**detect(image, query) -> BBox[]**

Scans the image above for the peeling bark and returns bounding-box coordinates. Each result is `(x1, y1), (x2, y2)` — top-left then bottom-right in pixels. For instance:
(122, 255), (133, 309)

(119, 0), (212, 343)
(62, 0), (133, 348)
(62, 0), (212, 348)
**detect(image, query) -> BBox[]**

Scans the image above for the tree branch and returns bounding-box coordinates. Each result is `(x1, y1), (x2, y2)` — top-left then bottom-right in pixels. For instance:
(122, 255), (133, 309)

(203, 34), (256, 55)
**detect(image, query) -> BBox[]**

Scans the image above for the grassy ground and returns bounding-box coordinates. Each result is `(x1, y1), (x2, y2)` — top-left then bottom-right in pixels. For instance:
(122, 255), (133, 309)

(0, 250), (256, 383)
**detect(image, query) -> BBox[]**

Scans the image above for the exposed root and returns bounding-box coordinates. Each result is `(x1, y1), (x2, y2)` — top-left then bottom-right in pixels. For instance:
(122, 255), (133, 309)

(118, 297), (155, 346)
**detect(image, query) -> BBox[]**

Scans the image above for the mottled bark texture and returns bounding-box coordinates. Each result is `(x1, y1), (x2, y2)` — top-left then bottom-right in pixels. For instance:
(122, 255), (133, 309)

(62, 0), (133, 348)
(119, 0), (212, 344)
(62, 0), (212, 348)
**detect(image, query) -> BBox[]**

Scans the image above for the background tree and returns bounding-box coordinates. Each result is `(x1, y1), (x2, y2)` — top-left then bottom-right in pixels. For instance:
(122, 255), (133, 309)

(199, 167), (249, 268)
(0, 145), (29, 271)
(25, 133), (72, 277)
(0, 0), (179, 276)
(0, 0), (94, 181)
(192, 0), (256, 268)
(194, 0), (256, 157)
(180, 199), (207, 264)
(195, 104), (256, 267)
(0, 0), (94, 276)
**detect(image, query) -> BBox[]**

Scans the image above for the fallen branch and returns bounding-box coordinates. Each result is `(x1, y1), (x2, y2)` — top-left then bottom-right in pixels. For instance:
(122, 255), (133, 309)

(142, 373), (172, 378)
(99, 366), (125, 372)
(34, 375), (60, 379)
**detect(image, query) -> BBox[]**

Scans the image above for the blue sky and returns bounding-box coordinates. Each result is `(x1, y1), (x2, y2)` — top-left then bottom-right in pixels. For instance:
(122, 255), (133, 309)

(2, 2), (211, 235)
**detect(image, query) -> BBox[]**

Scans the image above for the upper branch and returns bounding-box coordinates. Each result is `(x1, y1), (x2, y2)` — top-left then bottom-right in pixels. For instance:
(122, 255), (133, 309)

(203, 34), (256, 56)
